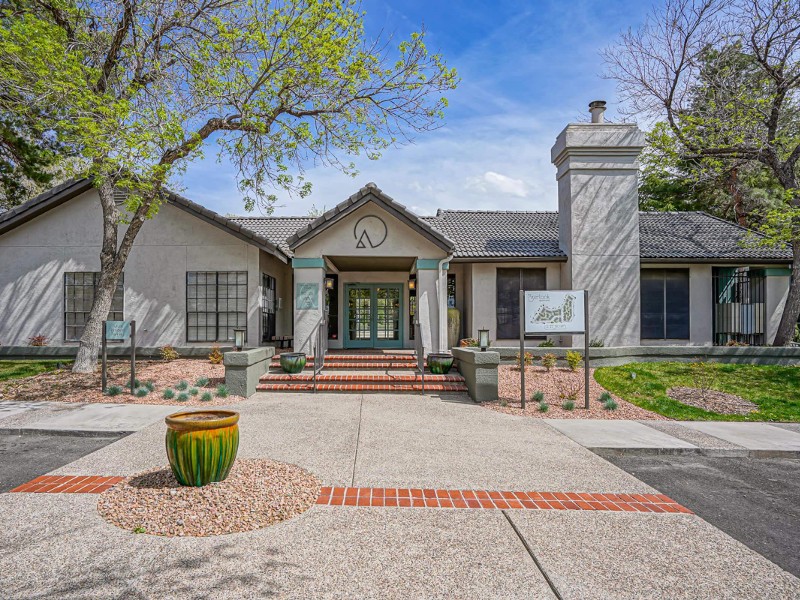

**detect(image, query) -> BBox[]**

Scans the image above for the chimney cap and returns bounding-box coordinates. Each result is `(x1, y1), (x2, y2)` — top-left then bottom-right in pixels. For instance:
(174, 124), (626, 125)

(589, 100), (606, 109)
(589, 100), (606, 123)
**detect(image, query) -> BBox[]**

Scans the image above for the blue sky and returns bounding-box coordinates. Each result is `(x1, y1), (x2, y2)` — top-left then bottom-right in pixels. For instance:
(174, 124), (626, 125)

(182, 0), (655, 217)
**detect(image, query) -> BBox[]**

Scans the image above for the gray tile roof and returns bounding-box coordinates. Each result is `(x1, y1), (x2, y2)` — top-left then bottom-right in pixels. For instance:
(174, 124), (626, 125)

(228, 216), (315, 256)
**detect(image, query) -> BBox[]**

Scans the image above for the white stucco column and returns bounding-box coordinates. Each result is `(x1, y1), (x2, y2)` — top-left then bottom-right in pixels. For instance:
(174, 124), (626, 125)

(415, 260), (443, 354)
(292, 259), (325, 354)
(766, 269), (791, 344)
(552, 114), (646, 347)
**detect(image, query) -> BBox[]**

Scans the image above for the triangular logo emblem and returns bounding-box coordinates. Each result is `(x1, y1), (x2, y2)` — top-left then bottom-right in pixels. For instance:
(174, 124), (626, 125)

(356, 230), (372, 249)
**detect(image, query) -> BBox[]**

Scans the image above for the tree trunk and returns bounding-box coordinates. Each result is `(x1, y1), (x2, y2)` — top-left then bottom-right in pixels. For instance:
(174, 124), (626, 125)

(772, 241), (800, 346)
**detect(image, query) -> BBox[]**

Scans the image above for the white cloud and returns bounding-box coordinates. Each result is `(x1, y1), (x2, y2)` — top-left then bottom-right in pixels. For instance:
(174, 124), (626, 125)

(468, 171), (529, 198)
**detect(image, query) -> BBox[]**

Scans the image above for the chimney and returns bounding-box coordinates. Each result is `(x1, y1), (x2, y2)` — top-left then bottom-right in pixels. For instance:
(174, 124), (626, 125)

(589, 100), (606, 123)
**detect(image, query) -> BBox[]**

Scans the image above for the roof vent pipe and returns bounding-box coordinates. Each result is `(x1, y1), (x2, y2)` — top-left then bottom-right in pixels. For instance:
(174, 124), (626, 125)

(589, 100), (606, 124)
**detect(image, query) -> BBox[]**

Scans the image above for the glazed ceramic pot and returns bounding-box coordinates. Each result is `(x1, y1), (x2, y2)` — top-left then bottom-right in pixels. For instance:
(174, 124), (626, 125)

(165, 410), (240, 487)
(427, 353), (454, 375)
(280, 352), (307, 374)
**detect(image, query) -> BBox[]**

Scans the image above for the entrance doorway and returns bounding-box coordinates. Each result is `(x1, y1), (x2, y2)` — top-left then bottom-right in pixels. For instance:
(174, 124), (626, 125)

(344, 284), (403, 349)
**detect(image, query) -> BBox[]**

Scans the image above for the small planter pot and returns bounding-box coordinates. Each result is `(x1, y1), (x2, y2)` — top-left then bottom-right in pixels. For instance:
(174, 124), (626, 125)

(280, 352), (307, 374)
(427, 353), (454, 375)
(165, 410), (240, 487)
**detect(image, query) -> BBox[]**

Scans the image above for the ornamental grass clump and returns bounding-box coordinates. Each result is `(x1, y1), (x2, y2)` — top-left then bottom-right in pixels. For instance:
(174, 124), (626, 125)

(538, 401), (549, 413)
(566, 350), (582, 371)
(176, 380), (189, 391)
(541, 353), (557, 372)
(144, 380), (156, 392)
(106, 385), (123, 397)
(134, 387), (149, 398)
(200, 391), (213, 402)
(189, 388), (199, 396)
(176, 392), (189, 402)
(128, 378), (142, 390)
(603, 398), (618, 411)
(195, 376), (210, 388)
(598, 391), (612, 404)
(532, 391), (545, 402)
(561, 399), (575, 411)
(162, 388), (175, 400)
(216, 384), (229, 399)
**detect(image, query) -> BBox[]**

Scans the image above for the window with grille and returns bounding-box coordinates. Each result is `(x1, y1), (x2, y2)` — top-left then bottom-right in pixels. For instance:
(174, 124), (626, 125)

(641, 269), (690, 339)
(186, 271), (247, 342)
(64, 272), (124, 342)
(496, 268), (546, 339)
(261, 274), (276, 343)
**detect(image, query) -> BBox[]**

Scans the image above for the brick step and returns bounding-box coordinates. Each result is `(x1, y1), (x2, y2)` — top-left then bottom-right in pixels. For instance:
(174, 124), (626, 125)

(256, 382), (469, 393)
(260, 373), (465, 383)
(269, 361), (434, 370)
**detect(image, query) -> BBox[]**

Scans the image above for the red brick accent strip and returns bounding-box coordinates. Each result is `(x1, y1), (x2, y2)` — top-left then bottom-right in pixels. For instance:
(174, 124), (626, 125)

(261, 373), (465, 383)
(315, 487), (693, 514)
(10, 475), (124, 494)
(257, 383), (468, 393)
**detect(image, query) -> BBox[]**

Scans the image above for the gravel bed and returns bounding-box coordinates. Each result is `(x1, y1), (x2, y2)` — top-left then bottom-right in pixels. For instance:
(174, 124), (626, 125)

(667, 386), (757, 415)
(484, 365), (666, 420)
(0, 359), (244, 406)
(98, 458), (321, 537)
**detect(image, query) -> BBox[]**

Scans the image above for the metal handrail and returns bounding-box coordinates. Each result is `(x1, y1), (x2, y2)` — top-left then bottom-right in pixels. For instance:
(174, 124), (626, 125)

(414, 321), (425, 395)
(313, 316), (327, 393)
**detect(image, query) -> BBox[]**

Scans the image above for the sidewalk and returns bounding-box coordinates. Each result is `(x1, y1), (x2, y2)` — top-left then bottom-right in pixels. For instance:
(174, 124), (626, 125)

(545, 419), (800, 458)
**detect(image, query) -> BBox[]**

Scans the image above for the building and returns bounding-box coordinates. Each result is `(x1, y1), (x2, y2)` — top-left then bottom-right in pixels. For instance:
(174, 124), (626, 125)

(0, 105), (792, 354)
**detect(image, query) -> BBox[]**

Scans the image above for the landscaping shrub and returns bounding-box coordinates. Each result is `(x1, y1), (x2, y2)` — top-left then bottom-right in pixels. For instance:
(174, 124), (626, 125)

(538, 339), (554, 347)
(127, 378), (142, 390)
(195, 377), (210, 387)
(200, 391), (213, 402)
(531, 390), (545, 402)
(160, 345), (180, 361)
(589, 338), (605, 347)
(515, 351), (534, 369)
(144, 380), (156, 392)
(459, 338), (478, 347)
(541, 353), (557, 372)
(106, 385), (123, 397)
(189, 387), (199, 396)
(561, 399), (575, 411)
(176, 392), (189, 402)
(27, 335), (49, 346)
(162, 388), (175, 400)
(209, 345), (224, 365)
(134, 387), (149, 398)
(566, 350), (582, 371)
(538, 401), (549, 413)
(598, 391), (612, 404)
(603, 398), (618, 411)
(176, 380), (189, 391)
(215, 384), (229, 398)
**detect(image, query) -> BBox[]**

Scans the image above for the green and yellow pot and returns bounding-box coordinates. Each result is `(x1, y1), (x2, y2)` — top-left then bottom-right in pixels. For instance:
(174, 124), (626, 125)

(427, 353), (454, 375)
(165, 410), (240, 487)
(280, 352), (307, 374)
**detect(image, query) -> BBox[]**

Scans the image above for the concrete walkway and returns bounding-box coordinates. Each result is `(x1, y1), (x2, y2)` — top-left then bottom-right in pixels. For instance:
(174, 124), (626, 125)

(546, 419), (800, 458)
(1, 392), (797, 598)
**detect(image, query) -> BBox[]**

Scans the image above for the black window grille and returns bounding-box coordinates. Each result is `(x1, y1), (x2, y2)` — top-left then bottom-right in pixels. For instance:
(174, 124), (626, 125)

(326, 273), (339, 340)
(186, 271), (247, 342)
(64, 272), (124, 342)
(641, 269), (690, 340)
(447, 273), (456, 308)
(496, 268), (546, 339)
(261, 274), (276, 343)
(712, 268), (766, 346)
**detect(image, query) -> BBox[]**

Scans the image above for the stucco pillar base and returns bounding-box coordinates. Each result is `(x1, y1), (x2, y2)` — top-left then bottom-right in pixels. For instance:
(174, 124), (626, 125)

(224, 347), (275, 397)
(452, 347), (499, 402)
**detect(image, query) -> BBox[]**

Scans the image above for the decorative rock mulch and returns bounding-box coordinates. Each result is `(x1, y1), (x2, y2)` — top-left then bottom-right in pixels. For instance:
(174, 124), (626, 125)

(0, 359), (245, 406)
(97, 459), (321, 537)
(486, 365), (667, 420)
(667, 386), (758, 415)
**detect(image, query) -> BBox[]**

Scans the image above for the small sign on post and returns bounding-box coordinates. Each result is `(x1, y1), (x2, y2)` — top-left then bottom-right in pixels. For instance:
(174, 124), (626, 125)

(102, 320), (136, 393)
(521, 291), (590, 409)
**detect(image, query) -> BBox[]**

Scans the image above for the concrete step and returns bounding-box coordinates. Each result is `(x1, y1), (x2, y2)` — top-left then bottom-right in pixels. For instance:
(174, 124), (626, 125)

(260, 372), (465, 383)
(256, 382), (468, 393)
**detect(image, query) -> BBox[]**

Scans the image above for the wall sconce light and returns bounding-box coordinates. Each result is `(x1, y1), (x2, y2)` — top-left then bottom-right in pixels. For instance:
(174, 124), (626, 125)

(408, 278), (416, 291)
(233, 328), (246, 351)
(324, 277), (335, 290)
(478, 328), (489, 351)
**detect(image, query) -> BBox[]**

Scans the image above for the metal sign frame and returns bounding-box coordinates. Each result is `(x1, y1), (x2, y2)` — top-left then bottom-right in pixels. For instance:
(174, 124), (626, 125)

(101, 320), (136, 393)
(519, 290), (590, 410)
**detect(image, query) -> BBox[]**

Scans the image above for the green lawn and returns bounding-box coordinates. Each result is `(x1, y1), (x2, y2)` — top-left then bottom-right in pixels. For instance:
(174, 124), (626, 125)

(594, 362), (800, 422)
(0, 360), (71, 382)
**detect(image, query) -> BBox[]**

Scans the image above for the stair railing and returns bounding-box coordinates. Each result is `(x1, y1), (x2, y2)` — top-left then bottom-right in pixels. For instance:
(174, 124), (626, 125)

(313, 315), (328, 393)
(414, 320), (425, 395)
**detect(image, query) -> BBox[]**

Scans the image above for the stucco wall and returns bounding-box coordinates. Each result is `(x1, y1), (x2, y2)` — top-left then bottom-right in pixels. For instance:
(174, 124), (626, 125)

(0, 189), (282, 347)
(766, 272), (790, 344)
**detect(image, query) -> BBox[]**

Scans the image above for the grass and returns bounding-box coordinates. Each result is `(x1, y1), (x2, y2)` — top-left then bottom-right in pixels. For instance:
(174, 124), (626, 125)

(0, 360), (69, 382)
(594, 362), (800, 422)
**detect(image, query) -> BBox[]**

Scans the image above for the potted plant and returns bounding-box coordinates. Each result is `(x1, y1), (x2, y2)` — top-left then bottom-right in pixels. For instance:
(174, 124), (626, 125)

(279, 352), (307, 373)
(165, 410), (240, 486)
(427, 352), (454, 375)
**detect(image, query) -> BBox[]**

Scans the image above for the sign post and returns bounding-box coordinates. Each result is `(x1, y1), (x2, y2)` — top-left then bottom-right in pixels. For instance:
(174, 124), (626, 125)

(101, 320), (135, 393)
(522, 290), (590, 409)
(519, 290), (526, 409)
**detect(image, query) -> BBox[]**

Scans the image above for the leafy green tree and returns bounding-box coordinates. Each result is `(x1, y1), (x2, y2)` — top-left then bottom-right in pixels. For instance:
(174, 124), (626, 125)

(604, 0), (800, 345)
(0, 0), (457, 371)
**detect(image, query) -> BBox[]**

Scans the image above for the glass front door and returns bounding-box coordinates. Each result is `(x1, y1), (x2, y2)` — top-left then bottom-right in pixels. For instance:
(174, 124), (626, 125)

(345, 284), (403, 348)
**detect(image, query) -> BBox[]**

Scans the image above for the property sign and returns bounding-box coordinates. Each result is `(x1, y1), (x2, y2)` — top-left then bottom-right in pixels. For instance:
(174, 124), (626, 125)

(105, 320), (131, 341)
(524, 291), (585, 334)
(296, 283), (319, 310)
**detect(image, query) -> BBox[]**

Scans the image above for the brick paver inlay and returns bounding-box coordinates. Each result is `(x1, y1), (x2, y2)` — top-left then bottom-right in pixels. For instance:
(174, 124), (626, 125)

(9, 477), (693, 514)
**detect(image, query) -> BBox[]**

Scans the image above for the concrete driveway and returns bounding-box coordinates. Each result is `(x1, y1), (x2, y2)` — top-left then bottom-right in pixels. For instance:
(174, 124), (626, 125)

(1, 392), (798, 599)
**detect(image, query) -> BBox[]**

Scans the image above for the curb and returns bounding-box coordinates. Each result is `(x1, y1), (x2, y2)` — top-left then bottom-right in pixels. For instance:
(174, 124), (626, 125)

(590, 447), (800, 459)
(0, 427), (132, 439)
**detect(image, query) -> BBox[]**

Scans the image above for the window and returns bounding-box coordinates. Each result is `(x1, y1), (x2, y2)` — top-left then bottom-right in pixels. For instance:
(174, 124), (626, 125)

(496, 268), (546, 339)
(64, 272), (124, 342)
(447, 273), (456, 308)
(409, 275), (417, 340)
(261, 274), (276, 343)
(641, 269), (690, 339)
(187, 271), (247, 342)
(326, 273), (339, 340)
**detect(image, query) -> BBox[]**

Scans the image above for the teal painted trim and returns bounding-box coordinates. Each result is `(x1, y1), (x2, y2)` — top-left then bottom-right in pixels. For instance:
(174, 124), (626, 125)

(292, 258), (325, 269)
(343, 284), (403, 349)
(764, 268), (791, 276)
(416, 259), (449, 270)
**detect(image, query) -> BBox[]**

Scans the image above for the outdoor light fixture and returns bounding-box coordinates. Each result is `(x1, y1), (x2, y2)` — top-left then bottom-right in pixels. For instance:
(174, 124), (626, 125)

(408, 278), (416, 291)
(233, 328), (246, 351)
(478, 328), (489, 351)
(324, 277), (335, 290)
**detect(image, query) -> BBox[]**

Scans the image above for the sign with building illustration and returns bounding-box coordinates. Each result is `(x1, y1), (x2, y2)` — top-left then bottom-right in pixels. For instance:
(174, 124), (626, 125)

(524, 290), (585, 334)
